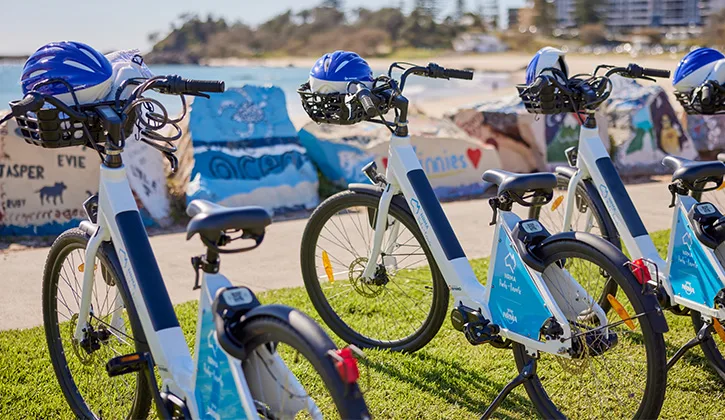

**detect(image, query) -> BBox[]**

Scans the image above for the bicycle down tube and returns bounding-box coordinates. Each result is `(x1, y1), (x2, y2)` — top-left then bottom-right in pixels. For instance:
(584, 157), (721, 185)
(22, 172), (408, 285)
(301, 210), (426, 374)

(564, 122), (666, 269)
(77, 161), (198, 414)
(565, 119), (725, 320)
(362, 132), (596, 355)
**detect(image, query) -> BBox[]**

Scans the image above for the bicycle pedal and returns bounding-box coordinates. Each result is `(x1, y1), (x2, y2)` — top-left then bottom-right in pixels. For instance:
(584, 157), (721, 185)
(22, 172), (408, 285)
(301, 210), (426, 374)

(106, 352), (151, 377)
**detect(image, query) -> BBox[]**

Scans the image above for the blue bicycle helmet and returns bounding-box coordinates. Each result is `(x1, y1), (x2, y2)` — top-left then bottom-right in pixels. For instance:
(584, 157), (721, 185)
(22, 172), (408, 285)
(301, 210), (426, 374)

(673, 47), (725, 91)
(526, 47), (568, 85)
(309, 50), (373, 94)
(21, 41), (114, 104)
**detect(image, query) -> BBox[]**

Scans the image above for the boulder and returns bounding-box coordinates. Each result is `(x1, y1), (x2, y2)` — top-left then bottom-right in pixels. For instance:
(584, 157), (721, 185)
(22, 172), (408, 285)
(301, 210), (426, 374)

(186, 86), (319, 214)
(299, 114), (501, 200)
(605, 78), (696, 175)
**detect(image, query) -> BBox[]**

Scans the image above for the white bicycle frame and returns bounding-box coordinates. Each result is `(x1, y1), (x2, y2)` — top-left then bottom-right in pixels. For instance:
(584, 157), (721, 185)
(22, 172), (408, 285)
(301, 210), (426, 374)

(73, 158), (316, 419)
(360, 132), (608, 357)
(561, 119), (725, 322)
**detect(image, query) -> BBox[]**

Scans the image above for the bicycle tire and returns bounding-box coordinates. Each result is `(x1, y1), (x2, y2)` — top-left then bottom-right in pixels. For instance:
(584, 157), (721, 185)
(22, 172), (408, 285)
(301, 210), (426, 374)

(238, 314), (370, 419)
(42, 228), (152, 419)
(690, 311), (725, 382)
(512, 238), (667, 419)
(300, 189), (449, 353)
(530, 171), (620, 310)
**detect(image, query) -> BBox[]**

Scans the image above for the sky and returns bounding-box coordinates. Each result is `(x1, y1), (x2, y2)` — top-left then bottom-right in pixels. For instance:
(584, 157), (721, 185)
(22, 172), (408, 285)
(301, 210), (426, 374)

(0, 0), (524, 55)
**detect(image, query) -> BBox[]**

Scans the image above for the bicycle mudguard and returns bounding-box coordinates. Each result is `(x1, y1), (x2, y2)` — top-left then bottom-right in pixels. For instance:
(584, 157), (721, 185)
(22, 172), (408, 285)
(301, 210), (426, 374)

(215, 304), (337, 360)
(537, 231), (669, 334)
(348, 183), (412, 215)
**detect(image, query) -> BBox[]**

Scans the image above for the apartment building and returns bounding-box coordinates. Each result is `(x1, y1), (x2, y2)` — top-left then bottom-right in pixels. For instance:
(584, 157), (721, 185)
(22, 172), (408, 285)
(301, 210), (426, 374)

(555, 0), (725, 29)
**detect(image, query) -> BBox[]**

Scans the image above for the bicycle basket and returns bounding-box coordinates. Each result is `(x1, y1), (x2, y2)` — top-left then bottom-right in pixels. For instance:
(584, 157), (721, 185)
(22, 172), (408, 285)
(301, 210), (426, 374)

(517, 84), (575, 115)
(9, 101), (104, 149)
(298, 82), (389, 125)
(673, 89), (725, 115)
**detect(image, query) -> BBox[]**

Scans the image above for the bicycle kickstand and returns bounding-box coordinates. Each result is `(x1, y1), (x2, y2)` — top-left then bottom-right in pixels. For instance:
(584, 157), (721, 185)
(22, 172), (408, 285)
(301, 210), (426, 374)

(480, 359), (537, 419)
(666, 322), (713, 371)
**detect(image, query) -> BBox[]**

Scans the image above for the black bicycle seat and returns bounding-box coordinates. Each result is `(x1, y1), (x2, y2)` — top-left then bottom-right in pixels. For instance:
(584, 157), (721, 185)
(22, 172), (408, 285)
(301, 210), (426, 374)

(186, 199), (271, 241)
(662, 156), (725, 189)
(482, 169), (557, 198)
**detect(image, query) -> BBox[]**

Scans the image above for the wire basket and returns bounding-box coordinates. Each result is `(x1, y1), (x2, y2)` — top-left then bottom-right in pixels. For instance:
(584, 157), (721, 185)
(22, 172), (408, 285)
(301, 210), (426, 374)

(298, 82), (389, 125)
(517, 84), (575, 115)
(10, 102), (104, 149)
(673, 90), (725, 115)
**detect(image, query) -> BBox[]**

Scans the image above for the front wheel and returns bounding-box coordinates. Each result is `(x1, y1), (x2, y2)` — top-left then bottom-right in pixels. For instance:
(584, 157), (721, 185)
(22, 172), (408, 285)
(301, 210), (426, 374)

(690, 311), (725, 382)
(300, 189), (449, 353)
(238, 314), (370, 419)
(42, 228), (152, 419)
(529, 172), (620, 311)
(513, 238), (667, 419)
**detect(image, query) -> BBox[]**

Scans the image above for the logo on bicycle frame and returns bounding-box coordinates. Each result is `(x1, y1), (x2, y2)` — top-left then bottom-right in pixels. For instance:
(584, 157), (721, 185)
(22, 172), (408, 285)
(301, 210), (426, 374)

(502, 308), (518, 323)
(410, 198), (421, 214)
(504, 252), (516, 272)
(682, 281), (696, 296)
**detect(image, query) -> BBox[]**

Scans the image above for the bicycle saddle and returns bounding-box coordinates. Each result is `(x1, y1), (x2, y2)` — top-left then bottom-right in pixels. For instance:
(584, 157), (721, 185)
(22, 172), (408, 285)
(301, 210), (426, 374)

(482, 169), (557, 198)
(186, 199), (271, 241)
(662, 156), (725, 190)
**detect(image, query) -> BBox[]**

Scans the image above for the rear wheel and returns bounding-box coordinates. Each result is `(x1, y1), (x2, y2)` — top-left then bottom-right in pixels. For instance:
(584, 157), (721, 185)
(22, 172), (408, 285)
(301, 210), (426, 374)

(238, 315), (369, 419)
(300, 190), (449, 353)
(529, 172), (620, 310)
(43, 228), (152, 419)
(513, 239), (667, 419)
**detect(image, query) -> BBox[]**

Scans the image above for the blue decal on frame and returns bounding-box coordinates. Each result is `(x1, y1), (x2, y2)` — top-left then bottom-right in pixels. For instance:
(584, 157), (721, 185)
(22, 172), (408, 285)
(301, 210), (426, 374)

(195, 306), (247, 419)
(489, 226), (552, 340)
(668, 210), (723, 307)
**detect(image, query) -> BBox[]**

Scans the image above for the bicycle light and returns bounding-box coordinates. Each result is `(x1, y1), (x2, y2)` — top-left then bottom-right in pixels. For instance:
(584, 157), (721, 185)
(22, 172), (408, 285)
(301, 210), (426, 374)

(331, 347), (360, 384)
(630, 258), (652, 285)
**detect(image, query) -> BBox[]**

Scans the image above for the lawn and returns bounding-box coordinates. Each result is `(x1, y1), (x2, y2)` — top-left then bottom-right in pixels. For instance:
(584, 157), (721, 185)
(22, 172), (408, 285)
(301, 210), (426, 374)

(1, 230), (724, 419)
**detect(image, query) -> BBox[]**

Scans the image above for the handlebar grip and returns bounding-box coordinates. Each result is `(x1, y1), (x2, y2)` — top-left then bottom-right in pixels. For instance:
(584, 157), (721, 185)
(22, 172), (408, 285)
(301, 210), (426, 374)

(443, 68), (474, 80)
(702, 84), (713, 106)
(183, 78), (225, 93)
(358, 90), (377, 117)
(642, 68), (670, 79)
(11, 92), (45, 115)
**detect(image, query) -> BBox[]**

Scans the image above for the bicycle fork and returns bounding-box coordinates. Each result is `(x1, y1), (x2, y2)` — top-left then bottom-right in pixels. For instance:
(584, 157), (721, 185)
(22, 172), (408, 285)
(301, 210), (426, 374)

(361, 182), (401, 280)
(73, 221), (124, 342)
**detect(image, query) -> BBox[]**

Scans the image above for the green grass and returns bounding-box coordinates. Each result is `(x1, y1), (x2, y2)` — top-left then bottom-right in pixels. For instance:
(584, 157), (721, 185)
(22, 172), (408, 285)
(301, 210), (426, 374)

(1, 230), (724, 419)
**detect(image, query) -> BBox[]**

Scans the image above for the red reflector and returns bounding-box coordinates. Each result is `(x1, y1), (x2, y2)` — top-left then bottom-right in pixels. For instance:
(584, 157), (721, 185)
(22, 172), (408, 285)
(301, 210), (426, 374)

(334, 347), (360, 384)
(630, 259), (652, 285)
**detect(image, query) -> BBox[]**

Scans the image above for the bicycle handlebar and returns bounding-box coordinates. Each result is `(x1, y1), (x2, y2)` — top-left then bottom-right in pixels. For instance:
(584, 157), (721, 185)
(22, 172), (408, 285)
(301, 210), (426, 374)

(156, 75), (226, 95)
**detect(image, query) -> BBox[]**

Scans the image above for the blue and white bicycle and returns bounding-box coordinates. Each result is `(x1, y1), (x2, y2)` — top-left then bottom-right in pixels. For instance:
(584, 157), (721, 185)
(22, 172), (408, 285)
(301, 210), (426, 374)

(4, 45), (369, 419)
(298, 56), (669, 418)
(522, 49), (725, 382)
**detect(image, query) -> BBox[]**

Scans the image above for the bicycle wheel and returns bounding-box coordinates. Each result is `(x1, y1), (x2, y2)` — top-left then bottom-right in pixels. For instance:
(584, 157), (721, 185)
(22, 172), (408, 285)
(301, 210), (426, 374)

(512, 238), (667, 419)
(300, 189), (449, 352)
(690, 311), (725, 382)
(238, 314), (370, 419)
(530, 172), (619, 310)
(43, 228), (152, 419)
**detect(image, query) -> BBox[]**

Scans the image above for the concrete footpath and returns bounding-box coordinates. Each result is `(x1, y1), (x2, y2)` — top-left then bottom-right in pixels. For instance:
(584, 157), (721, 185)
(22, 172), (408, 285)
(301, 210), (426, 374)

(0, 181), (673, 331)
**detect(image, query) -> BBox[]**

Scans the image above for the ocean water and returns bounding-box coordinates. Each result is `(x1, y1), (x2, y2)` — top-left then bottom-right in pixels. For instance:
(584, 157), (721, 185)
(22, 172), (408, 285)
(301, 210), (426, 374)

(0, 63), (509, 119)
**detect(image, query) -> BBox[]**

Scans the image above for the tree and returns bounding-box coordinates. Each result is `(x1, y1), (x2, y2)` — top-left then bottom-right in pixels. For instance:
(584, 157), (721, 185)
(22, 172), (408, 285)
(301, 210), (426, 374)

(321, 0), (343, 9)
(297, 9), (311, 24)
(456, 0), (466, 21)
(574, 0), (603, 26)
(533, 0), (555, 35)
(414, 0), (438, 19)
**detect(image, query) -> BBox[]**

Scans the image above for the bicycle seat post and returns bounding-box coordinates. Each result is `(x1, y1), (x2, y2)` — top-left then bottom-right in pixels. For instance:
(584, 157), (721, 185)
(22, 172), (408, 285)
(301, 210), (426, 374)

(191, 236), (222, 290)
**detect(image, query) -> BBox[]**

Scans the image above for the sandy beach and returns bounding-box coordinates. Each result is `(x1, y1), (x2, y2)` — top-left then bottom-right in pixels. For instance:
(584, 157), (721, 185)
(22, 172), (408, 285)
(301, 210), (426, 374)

(215, 52), (685, 121)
